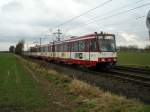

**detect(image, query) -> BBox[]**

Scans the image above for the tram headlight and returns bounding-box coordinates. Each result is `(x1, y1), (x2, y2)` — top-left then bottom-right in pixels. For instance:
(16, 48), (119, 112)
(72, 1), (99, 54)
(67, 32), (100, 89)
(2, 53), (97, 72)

(101, 58), (105, 62)
(113, 58), (117, 61)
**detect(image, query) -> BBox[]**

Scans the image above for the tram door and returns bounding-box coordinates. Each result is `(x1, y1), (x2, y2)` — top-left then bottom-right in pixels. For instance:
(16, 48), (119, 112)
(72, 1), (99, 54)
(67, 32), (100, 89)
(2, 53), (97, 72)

(89, 38), (97, 64)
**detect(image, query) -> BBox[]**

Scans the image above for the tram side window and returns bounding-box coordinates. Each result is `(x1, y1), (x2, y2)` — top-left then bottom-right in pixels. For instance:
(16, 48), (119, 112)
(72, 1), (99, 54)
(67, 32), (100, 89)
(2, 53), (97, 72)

(61, 44), (63, 52)
(74, 41), (79, 52)
(58, 44), (61, 52)
(78, 40), (85, 52)
(71, 42), (73, 52)
(44, 46), (46, 52)
(69, 43), (72, 52)
(43, 47), (45, 52)
(57, 45), (59, 52)
(71, 42), (76, 52)
(72, 42), (75, 52)
(46, 46), (48, 52)
(37, 47), (39, 52)
(90, 39), (97, 52)
(60, 44), (63, 52)
(71, 42), (78, 52)
(51, 46), (53, 52)
(63, 43), (68, 52)
(48, 46), (51, 52)
(55, 45), (58, 52)
(41, 47), (43, 52)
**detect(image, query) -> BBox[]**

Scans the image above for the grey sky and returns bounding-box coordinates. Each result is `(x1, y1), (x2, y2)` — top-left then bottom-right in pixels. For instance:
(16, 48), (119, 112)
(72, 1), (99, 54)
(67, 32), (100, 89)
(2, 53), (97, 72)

(0, 0), (150, 51)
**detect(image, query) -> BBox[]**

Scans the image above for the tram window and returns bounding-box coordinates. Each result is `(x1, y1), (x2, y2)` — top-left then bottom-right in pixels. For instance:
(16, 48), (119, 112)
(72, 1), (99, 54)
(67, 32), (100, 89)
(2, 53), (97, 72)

(69, 43), (71, 52)
(48, 46), (51, 52)
(55, 46), (57, 52)
(57, 45), (59, 52)
(59, 44), (61, 52)
(71, 42), (73, 52)
(43, 47), (45, 52)
(41, 47), (44, 52)
(45, 46), (48, 52)
(90, 39), (97, 52)
(74, 41), (79, 52)
(46, 46), (48, 52)
(59, 44), (62, 52)
(78, 40), (85, 51)
(63, 43), (67, 52)
(63, 44), (64, 52)
(61, 44), (63, 52)
(66, 43), (68, 52)
(55, 45), (57, 52)
(60, 44), (63, 52)
(51, 46), (53, 52)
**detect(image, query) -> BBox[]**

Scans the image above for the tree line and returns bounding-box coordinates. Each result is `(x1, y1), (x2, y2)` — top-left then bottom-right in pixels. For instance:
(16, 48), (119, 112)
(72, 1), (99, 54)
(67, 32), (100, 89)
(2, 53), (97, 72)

(9, 40), (25, 55)
(117, 45), (150, 52)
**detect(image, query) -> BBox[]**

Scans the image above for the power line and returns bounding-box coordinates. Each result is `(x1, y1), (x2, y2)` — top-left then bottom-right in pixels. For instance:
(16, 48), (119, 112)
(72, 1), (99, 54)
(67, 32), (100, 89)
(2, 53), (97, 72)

(136, 15), (145, 19)
(55, 0), (113, 28)
(85, 0), (146, 24)
(93, 2), (150, 23)
(64, 0), (147, 34)
(71, 2), (150, 32)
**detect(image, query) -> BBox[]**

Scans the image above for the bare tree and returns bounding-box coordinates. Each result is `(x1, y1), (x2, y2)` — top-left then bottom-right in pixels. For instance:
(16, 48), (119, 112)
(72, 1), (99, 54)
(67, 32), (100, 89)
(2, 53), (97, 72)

(9, 45), (15, 53)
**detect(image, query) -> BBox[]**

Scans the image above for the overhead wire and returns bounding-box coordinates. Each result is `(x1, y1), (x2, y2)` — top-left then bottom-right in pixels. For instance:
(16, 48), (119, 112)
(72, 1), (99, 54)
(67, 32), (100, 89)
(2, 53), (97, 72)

(84, 0), (146, 23)
(62, 0), (147, 35)
(69, 2), (150, 33)
(55, 0), (113, 29)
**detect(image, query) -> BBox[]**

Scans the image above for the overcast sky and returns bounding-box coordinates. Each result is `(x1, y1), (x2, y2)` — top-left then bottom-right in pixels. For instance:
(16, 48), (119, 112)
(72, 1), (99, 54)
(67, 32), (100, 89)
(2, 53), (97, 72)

(0, 0), (150, 51)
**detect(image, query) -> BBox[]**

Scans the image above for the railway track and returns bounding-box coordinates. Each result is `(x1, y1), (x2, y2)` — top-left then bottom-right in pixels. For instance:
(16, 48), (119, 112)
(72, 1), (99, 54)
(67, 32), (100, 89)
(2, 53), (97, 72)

(25, 57), (150, 103)
(61, 64), (150, 87)
(107, 66), (150, 86)
(77, 67), (150, 87)
(106, 69), (150, 86)
(113, 66), (150, 75)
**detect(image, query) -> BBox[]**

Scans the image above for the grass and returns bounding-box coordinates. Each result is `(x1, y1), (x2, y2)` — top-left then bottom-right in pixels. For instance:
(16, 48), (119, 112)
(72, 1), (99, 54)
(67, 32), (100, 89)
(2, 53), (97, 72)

(70, 80), (146, 112)
(117, 52), (150, 67)
(0, 53), (150, 112)
(0, 53), (46, 111)
(21, 54), (150, 112)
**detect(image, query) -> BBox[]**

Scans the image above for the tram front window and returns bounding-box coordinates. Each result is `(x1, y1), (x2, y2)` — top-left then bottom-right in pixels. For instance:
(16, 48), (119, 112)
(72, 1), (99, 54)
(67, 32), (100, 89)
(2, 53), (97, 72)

(98, 36), (116, 52)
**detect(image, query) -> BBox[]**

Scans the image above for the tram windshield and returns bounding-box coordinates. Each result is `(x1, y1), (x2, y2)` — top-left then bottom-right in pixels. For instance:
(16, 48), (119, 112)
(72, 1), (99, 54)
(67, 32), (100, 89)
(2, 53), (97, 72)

(98, 36), (116, 52)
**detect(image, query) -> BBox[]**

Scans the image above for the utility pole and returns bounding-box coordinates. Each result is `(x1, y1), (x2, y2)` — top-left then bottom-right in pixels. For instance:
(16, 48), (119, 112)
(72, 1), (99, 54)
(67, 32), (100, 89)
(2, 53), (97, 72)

(38, 37), (47, 52)
(40, 38), (42, 47)
(53, 29), (62, 41)
(33, 37), (45, 52)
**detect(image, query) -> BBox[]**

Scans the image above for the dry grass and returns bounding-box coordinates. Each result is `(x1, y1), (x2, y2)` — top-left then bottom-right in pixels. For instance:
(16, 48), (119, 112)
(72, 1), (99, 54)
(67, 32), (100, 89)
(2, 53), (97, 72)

(70, 80), (143, 112)
(47, 69), (58, 75)
(20, 56), (145, 112)
(70, 80), (103, 98)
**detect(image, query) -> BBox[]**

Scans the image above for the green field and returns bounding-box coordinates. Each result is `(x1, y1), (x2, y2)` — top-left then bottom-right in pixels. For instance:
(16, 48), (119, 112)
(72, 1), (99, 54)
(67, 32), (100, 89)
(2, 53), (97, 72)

(117, 52), (150, 67)
(0, 53), (46, 111)
(0, 53), (150, 112)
